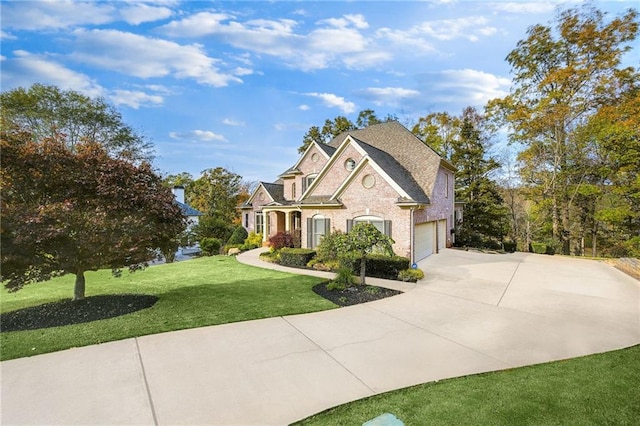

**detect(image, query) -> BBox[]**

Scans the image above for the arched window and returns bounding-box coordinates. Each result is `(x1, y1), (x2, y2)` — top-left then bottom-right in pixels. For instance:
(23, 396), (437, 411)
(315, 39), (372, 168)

(303, 173), (318, 193)
(348, 215), (392, 237)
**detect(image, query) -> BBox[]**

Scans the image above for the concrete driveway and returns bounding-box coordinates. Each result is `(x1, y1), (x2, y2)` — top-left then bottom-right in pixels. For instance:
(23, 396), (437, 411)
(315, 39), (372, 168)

(2, 249), (638, 425)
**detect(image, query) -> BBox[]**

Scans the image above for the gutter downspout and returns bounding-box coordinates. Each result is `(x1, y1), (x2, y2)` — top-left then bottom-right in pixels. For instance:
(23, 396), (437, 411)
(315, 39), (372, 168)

(410, 207), (415, 266)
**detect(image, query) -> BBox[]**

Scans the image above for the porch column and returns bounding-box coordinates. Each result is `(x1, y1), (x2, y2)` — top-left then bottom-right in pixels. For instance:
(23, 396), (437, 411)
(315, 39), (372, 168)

(262, 211), (268, 242)
(285, 211), (291, 232)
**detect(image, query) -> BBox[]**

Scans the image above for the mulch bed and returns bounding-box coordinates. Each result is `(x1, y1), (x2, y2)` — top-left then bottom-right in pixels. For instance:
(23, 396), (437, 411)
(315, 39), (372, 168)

(312, 281), (402, 306)
(1, 294), (158, 332)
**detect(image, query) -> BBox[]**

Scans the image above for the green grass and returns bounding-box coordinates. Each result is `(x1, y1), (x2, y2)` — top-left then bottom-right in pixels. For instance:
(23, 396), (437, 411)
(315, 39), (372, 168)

(1, 256), (335, 361)
(296, 345), (640, 425)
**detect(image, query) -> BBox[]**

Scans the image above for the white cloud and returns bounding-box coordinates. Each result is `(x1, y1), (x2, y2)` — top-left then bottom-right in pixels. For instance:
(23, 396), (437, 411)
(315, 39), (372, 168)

(1, 0), (116, 30)
(489, 2), (558, 14)
(1, 30), (17, 40)
(432, 68), (511, 105)
(119, 4), (174, 25)
(223, 118), (245, 127)
(317, 14), (369, 30)
(70, 29), (242, 87)
(305, 92), (356, 114)
(378, 15), (497, 52)
(169, 130), (227, 142)
(1, 51), (105, 97)
(298, 104), (310, 111)
(160, 12), (388, 71)
(355, 87), (421, 106)
(110, 89), (164, 109)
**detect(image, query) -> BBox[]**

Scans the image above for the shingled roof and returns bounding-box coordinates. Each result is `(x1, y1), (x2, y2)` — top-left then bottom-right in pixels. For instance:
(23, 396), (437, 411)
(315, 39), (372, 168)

(351, 136), (430, 204)
(328, 121), (452, 200)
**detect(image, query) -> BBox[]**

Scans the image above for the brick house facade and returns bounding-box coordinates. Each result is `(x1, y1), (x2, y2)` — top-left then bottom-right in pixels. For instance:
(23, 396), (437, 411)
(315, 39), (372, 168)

(240, 121), (455, 263)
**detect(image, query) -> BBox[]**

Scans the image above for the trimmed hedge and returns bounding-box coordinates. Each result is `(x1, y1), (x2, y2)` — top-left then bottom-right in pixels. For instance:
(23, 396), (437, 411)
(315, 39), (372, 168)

(530, 242), (555, 255)
(280, 248), (316, 267)
(351, 254), (410, 280)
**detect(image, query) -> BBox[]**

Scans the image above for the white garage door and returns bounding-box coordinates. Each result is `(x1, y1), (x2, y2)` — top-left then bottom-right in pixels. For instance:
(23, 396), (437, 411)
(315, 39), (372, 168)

(437, 219), (447, 250)
(415, 222), (435, 261)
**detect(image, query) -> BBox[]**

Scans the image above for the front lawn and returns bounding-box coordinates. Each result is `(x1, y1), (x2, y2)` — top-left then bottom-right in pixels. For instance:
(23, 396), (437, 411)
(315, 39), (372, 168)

(0, 256), (335, 361)
(296, 344), (640, 425)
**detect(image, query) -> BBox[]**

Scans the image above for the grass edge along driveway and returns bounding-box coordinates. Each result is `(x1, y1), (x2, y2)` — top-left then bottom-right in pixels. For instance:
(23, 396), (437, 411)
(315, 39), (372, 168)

(295, 344), (640, 425)
(0, 256), (335, 361)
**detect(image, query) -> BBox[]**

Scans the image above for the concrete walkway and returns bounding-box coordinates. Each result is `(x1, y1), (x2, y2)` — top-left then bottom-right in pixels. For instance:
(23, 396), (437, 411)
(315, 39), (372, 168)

(2, 249), (638, 425)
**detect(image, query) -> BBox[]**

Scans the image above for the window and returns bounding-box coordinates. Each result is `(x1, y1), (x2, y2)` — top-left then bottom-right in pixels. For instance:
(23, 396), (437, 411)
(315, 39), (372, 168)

(345, 158), (356, 171)
(292, 182), (296, 199)
(303, 173), (318, 193)
(244, 213), (248, 228)
(307, 215), (330, 248)
(349, 215), (392, 237)
(255, 212), (264, 233)
(362, 174), (375, 189)
(311, 153), (319, 162)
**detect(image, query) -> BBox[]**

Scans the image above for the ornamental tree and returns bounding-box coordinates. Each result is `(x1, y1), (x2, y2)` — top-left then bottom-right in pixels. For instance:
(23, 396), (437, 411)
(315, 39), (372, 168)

(1, 126), (187, 301)
(342, 223), (394, 286)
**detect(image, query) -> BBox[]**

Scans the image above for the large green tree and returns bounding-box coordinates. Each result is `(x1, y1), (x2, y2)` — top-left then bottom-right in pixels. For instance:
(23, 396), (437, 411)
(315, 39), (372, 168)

(411, 112), (460, 160)
(451, 108), (509, 248)
(487, 5), (638, 254)
(1, 126), (186, 300)
(190, 167), (243, 224)
(1, 84), (153, 162)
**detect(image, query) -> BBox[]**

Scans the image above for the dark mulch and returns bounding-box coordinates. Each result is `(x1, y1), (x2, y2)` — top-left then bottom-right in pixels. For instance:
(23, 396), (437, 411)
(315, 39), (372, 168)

(1, 294), (158, 332)
(312, 281), (402, 307)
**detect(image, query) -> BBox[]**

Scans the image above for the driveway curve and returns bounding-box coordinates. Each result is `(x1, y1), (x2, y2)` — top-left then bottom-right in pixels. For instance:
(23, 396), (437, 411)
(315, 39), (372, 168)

(2, 249), (638, 425)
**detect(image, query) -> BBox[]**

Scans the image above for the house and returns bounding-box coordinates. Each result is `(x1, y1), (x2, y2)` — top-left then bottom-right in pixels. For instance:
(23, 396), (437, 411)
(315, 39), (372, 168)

(172, 186), (203, 254)
(240, 121), (456, 263)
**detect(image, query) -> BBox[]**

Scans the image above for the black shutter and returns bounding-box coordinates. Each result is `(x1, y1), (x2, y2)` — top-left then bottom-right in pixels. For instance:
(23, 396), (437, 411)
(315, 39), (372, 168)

(324, 218), (330, 235)
(302, 177), (307, 194)
(346, 219), (353, 233)
(307, 217), (313, 248)
(384, 220), (392, 238)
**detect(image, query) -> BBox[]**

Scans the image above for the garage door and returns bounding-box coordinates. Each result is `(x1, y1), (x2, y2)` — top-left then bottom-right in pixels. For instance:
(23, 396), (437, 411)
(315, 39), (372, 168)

(437, 219), (447, 250)
(415, 222), (435, 261)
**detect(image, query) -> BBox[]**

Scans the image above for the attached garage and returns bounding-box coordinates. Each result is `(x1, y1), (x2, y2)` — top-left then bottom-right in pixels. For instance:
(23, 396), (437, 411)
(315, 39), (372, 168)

(415, 222), (435, 261)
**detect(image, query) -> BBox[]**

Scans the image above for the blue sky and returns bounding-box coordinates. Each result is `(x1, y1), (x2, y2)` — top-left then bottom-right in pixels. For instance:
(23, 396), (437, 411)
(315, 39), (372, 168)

(1, 0), (636, 183)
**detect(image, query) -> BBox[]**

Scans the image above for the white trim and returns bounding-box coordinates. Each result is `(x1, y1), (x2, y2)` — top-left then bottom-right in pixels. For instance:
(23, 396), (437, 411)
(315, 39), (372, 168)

(246, 182), (276, 205)
(290, 141), (332, 174)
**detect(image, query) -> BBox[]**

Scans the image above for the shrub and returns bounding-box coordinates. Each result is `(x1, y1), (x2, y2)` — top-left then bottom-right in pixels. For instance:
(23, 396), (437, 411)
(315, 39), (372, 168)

(398, 268), (425, 282)
(200, 237), (222, 256)
(194, 216), (233, 242)
(227, 226), (248, 245)
(503, 241), (517, 253)
(269, 231), (297, 250)
(530, 242), (555, 255)
(316, 230), (349, 262)
(327, 267), (355, 291)
(279, 248), (316, 267)
(244, 232), (263, 247)
(240, 243), (260, 251)
(350, 255), (410, 280)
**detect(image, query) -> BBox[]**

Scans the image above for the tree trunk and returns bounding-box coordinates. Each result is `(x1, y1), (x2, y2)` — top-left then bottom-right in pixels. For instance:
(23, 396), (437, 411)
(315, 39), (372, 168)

(359, 257), (366, 286)
(74, 271), (86, 301)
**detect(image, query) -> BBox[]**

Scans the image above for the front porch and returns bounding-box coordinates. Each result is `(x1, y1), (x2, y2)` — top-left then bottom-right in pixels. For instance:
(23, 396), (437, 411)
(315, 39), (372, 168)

(260, 207), (302, 245)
